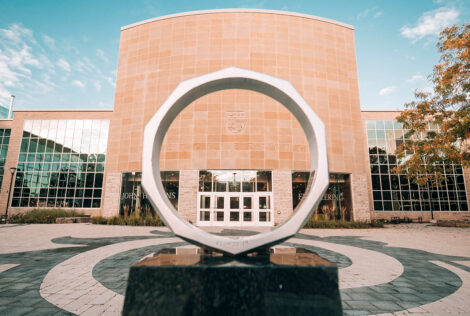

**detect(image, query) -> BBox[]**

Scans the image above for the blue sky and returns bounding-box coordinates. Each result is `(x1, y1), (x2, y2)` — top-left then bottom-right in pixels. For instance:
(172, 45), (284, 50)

(0, 0), (468, 111)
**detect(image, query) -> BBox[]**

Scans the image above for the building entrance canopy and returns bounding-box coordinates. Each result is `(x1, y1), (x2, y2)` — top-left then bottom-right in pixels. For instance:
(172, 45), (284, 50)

(142, 67), (329, 255)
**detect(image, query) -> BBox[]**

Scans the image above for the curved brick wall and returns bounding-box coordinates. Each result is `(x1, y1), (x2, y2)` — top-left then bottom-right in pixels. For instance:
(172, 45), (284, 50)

(110, 10), (366, 175)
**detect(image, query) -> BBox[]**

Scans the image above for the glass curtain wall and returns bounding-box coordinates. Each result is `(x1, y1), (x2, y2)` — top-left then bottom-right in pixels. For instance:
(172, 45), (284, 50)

(12, 120), (109, 208)
(120, 171), (179, 216)
(366, 120), (468, 212)
(0, 129), (11, 189)
(199, 170), (271, 193)
(292, 172), (352, 221)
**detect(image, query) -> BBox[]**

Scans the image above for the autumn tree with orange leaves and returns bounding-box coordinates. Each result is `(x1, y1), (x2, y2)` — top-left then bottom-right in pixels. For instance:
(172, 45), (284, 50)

(394, 23), (470, 189)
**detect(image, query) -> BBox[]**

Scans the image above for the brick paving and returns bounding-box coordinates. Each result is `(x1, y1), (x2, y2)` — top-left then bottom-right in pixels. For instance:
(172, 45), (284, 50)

(0, 223), (469, 315)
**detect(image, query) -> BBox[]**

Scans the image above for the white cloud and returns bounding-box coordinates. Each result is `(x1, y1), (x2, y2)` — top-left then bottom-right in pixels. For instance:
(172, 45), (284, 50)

(105, 76), (115, 87)
(406, 74), (425, 83)
(373, 11), (383, 18)
(93, 80), (102, 91)
(0, 24), (48, 107)
(56, 58), (70, 72)
(42, 34), (55, 50)
(357, 6), (382, 20)
(96, 49), (109, 64)
(76, 57), (97, 73)
(0, 24), (34, 44)
(401, 7), (459, 42)
(379, 86), (396, 96)
(72, 80), (85, 88)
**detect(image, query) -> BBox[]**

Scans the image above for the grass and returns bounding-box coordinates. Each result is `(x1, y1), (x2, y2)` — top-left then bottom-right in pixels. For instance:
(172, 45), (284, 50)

(91, 213), (165, 226)
(8, 209), (88, 224)
(303, 219), (384, 229)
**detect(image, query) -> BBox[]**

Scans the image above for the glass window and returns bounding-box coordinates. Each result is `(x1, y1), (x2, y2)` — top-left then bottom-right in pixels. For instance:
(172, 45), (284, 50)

(161, 171), (179, 209)
(213, 171), (227, 192)
(216, 196), (224, 209)
(12, 120), (109, 208)
(259, 196), (270, 209)
(256, 171), (272, 192)
(0, 129), (11, 189)
(228, 172), (241, 192)
(241, 171), (256, 192)
(200, 211), (210, 221)
(199, 170), (212, 192)
(120, 171), (179, 216)
(200, 196), (210, 209)
(230, 197), (240, 209)
(216, 211), (224, 221)
(365, 120), (468, 213)
(243, 197), (252, 209)
(230, 211), (239, 221)
(259, 211), (269, 222)
(243, 212), (252, 221)
(199, 170), (273, 193)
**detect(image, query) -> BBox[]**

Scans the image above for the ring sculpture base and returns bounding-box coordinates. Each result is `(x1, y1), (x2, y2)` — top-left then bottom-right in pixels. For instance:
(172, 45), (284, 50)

(122, 247), (342, 316)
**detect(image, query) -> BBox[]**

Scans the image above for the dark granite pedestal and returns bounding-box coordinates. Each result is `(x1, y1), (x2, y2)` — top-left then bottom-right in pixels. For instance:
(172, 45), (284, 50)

(122, 247), (342, 316)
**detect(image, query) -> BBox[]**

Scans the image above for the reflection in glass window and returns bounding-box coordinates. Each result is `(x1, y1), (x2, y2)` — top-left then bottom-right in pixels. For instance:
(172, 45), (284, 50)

(0, 129), (11, 189)
(242, 171), (256, 192)
(216, 196), (224, 209)
(259, 196), (270, 209)
(120, 171), (179, 216)
(200, 196), (210, 209)
(199, 170), (272, 193)
(243, 197), (252, 209)
(366, 120), (468, 212)
(256, 171), (272, 191)
(292, 172), (352, 221)
(230, 196), (240, 209)
(12, 120), (109, 208)
(216, 211), (224, 221)
(198, 170), (212, 192)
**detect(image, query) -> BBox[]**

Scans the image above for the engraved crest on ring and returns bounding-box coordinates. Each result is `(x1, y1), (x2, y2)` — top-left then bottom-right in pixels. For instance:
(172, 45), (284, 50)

(226, 111), (247, 133)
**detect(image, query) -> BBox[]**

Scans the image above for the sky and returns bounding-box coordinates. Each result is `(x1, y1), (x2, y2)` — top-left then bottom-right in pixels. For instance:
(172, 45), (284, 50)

(0, 0), (468, 112)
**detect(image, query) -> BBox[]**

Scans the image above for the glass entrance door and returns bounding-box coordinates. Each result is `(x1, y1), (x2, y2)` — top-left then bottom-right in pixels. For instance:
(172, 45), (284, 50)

(197, 192), (273, 226)
(197, 170), (274, 226)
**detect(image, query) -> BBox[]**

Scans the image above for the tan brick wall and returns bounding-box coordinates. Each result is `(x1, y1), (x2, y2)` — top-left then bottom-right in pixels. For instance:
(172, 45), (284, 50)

(272, 170), (293, 225)
(177, 169), (198, 224)
(350, 173), (371, 222)
(102, 172), (122, 217)
(113, 11), (367, 179)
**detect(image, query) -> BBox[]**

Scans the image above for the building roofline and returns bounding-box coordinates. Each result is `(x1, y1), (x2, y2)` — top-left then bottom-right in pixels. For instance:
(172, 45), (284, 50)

(121, 9), (354, 31)
(13, 109), (113, 112)
(361, 110), (403, 112)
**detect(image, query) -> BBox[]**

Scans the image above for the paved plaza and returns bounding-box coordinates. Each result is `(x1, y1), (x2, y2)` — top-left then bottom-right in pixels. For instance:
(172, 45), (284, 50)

(0, 223), (469, 315)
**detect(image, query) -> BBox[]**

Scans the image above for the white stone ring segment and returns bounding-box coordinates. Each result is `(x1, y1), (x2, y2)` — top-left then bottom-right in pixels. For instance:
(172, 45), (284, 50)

(142, 67), (329, 255)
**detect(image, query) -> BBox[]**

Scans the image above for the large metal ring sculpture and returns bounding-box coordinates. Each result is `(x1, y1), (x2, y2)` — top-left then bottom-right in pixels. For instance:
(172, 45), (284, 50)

(142, 67), (329, 255)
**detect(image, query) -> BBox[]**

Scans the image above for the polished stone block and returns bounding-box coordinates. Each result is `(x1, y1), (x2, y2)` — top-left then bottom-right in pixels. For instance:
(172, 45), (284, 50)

(122, 247), (342, 316)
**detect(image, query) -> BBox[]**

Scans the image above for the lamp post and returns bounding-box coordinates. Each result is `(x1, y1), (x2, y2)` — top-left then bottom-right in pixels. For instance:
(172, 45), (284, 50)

(4, 167), (17, 222)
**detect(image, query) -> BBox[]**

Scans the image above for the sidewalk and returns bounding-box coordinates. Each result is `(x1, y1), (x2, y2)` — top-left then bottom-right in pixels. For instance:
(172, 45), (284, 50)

(0, 223), (469, 315)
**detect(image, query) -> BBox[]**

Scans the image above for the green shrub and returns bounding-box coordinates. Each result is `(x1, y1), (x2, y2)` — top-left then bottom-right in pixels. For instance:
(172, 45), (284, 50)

(8, 209), (87, 224)
(90, 216), (107, 225)
(303, 219), (384, 229)
(90, 213), (165, 226)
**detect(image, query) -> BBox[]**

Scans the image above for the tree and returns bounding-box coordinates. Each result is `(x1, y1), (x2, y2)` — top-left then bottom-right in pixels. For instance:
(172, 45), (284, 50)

(394, 23), (470, 188)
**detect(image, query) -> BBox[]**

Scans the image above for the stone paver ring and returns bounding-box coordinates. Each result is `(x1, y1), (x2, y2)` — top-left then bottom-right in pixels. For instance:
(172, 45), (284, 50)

(142, 67), (329, 255)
